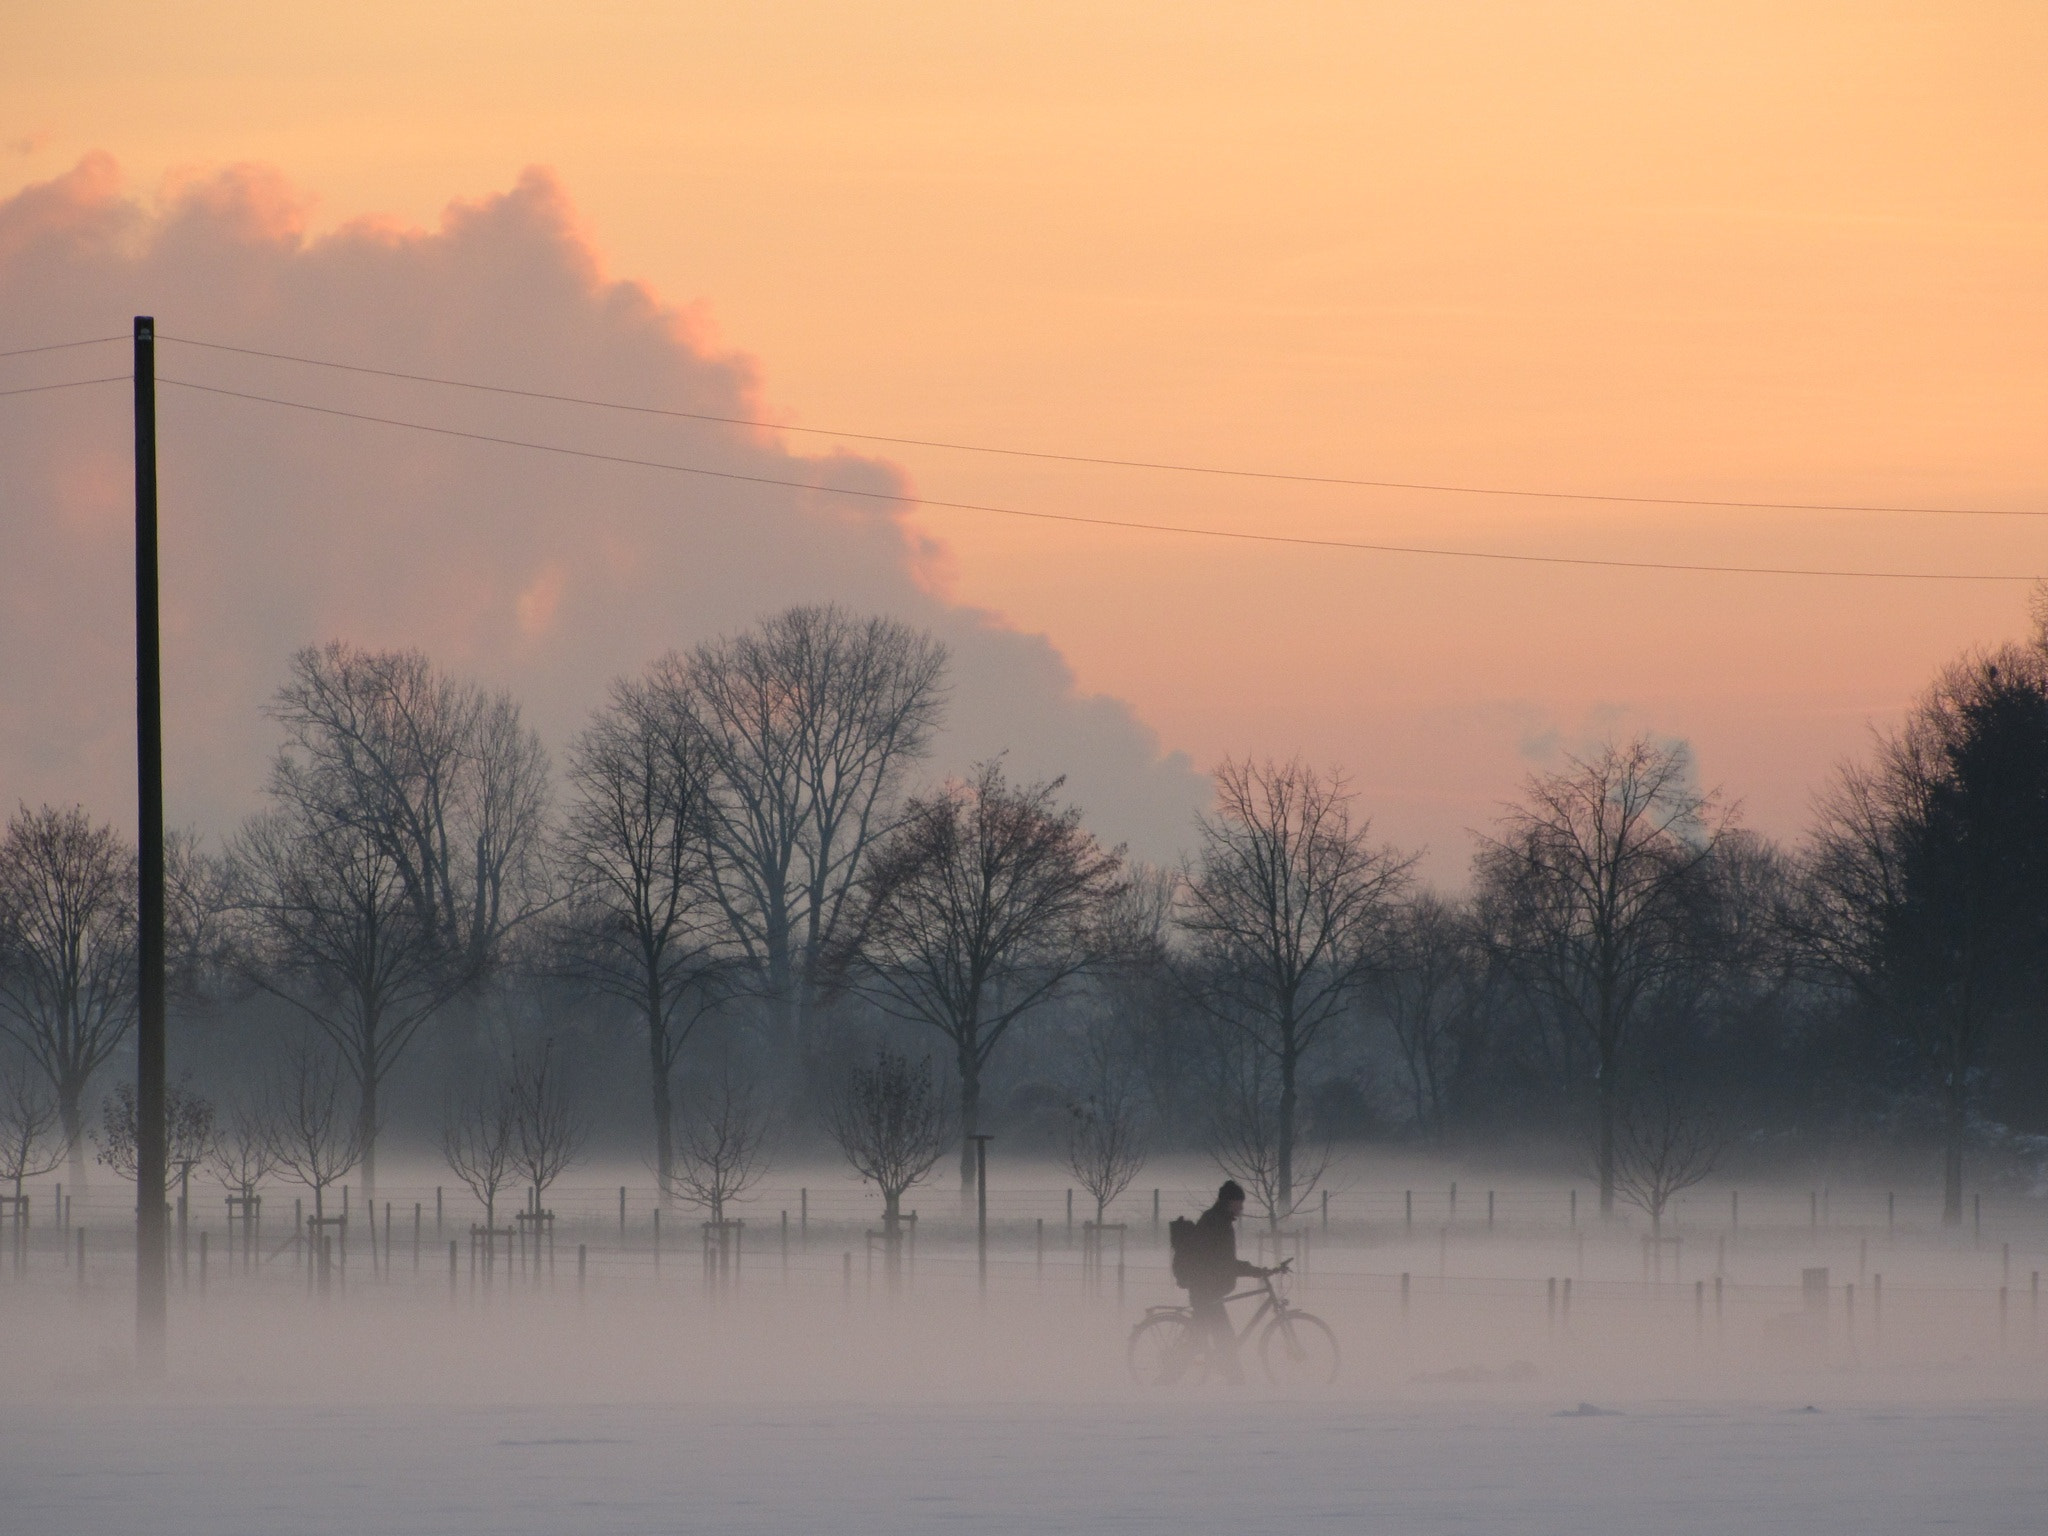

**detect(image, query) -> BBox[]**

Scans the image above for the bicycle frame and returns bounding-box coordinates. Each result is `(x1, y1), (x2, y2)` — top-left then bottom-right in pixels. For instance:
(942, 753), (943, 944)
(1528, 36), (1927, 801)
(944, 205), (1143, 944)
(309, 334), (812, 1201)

(1144, 1269), (1293, 1342)
(1221, 1275), (1290, 1345)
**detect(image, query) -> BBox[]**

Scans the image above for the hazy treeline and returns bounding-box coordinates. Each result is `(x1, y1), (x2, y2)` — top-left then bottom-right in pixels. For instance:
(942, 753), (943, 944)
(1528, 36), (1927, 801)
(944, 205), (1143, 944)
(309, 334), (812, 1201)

(2, 600), (2046, 1231)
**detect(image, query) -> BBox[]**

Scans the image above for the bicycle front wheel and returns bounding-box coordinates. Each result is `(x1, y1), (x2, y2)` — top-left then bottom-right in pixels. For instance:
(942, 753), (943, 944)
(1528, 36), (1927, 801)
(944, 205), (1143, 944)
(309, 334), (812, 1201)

(1128, 1311), (1204, 1388)
(1259, 1309), (1340, 1387)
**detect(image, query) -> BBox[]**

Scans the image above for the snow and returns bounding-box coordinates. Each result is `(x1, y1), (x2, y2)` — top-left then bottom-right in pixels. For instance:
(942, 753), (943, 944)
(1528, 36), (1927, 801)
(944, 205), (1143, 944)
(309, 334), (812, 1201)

(8, 1396), (2046, 1535)
(6, 1165), (2043, 1534)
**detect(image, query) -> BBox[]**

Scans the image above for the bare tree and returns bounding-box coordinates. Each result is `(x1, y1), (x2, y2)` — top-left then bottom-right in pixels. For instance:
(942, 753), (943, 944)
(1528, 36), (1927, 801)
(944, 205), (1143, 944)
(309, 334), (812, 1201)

(554, 671), (733, 1200)
(1180, 760), (1411, 1216)
(230, 805), (461, 1198)
(1376, 894), (1488, 1141)
(94, 1079), (217, 1202)
(1796, 648), (2048, 1223)
(1207, 1037), (1332, 1229)
(0, 804), (138, 1176)
(1064, 1082), (1147, 1224)
(1608, 1078), (1723, 1241)
(248, 644), (550, 1201)
(673, 606), (947, 1070)
(165, 829), (236, 1005)
(826, 1048), (949, 1237)
(208, 1096), (277, 1213)
(266, 642), (551, 977)
(441, 1072), (517, 1230)
(264, 1043), (365, 1225)
(509, 1039), (587, 1213)
(671, 1071), (772, 1225)
(0, 1054), (64, 1205)
(831, 761), (1123, 1189)
(1095, 865), (1202, 1136)
(1475, 738), (1725, 1213)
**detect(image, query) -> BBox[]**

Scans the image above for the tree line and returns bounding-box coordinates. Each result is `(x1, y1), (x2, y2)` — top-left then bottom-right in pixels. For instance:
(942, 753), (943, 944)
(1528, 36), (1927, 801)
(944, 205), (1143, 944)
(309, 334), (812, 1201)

(1, 600), (2045, 1230)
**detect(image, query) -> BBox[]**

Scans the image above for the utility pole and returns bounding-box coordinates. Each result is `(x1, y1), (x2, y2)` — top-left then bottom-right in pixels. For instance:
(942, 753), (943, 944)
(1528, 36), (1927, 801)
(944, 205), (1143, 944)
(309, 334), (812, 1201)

(133, 315), (168, 1373)
(971, 1134), (993, 1297)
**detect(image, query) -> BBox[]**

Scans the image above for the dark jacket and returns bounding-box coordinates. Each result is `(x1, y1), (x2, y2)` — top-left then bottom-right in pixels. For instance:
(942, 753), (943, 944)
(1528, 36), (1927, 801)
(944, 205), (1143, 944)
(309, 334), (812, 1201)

(1184, 1202), (1263, 1299)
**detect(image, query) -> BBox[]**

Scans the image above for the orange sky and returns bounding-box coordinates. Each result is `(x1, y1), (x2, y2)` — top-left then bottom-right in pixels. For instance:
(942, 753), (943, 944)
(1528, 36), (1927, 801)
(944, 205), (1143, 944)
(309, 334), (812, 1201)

(5, 2), (2045, 873)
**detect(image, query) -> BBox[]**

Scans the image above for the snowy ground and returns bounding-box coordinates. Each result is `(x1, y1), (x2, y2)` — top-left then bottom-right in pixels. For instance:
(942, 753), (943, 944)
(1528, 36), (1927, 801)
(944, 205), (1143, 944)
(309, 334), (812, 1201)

(7, 1163), (2043, 1533)
(8, 1396), (2046, 1535)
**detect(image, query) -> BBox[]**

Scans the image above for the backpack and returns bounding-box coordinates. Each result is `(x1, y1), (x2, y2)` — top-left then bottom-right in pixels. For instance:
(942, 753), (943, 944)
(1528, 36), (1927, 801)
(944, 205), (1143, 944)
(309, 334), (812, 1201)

(1167, 1215), (1198, 1289)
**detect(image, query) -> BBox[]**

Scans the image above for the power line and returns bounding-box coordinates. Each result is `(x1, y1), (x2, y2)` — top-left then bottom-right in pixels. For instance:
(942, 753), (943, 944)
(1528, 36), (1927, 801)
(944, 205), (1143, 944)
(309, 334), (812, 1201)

(0, 336), (129, 360)
(158, 375), (2040, 584)
(0, 375), (128, 399)
(160, 332), (2044, 522)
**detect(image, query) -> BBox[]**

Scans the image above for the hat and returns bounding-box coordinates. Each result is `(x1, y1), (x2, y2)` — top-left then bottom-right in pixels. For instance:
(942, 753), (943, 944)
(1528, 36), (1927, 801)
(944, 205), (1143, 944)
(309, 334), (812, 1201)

(1218, 1180), (1246, 1203)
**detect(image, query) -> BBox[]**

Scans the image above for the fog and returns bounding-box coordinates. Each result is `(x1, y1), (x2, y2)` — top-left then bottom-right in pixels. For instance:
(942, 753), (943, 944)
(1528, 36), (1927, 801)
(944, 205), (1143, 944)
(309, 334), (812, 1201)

(4, 1156), (2043, 1534)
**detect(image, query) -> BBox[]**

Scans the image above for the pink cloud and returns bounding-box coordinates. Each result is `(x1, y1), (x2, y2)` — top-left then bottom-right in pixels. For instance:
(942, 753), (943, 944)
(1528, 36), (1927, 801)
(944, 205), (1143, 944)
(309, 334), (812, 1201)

(0, 157), (1202, 858)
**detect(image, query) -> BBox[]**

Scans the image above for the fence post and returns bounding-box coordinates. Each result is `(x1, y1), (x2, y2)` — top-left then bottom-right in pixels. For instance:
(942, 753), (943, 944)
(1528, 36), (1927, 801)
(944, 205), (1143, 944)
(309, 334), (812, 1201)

(435, 1186), (442, 1238)
(1153, 1188), (1160, 1233)
(448, 1239), (457, 1298)
(199, 1230), (208, 1292)
(619, 1186), (626, 1239)
(842, 1250), (852, 1301)
(414, 1203), (421, 1270)
(1487, 1190), (1494, 1230)
(1321, 1190), (1329, 1231)
(800, 1188), (807, 1246)
(1036, 1217), (1044, 1279)
(781, 1210), (789, 1280)
(1405, 1190), (1412, 1230)
(1569, 1188), (1576, 1229)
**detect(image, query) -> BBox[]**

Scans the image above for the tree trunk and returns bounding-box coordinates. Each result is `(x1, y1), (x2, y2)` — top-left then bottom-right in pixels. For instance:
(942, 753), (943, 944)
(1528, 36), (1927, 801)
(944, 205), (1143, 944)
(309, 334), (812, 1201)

(649, 1009), (674, 1206)
(359, 1067), (378, 1204)
(1277, 1029), (1297, 1221)
(958, 1045), (981, 1194)
(59, 1089), (84, 1182)
(1597, 1065), (1617, 1215)
(883, 1186), (902, 1286)
(1942, 1076), (1966, 1227)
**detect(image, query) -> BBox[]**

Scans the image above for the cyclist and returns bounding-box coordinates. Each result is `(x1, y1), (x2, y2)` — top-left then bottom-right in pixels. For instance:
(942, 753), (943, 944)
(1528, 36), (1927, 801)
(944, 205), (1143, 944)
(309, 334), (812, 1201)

(1182, 1179), (1274, 1384)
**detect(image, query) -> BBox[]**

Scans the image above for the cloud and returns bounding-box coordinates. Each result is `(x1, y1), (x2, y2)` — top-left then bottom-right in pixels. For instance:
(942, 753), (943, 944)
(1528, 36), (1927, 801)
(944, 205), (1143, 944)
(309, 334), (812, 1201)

(0, 157), (1205, 860)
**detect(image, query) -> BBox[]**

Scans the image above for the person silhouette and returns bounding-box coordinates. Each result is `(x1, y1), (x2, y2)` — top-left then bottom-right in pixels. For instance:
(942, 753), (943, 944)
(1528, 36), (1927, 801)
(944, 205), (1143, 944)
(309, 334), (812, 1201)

(1182, 1179), (1271, 1384)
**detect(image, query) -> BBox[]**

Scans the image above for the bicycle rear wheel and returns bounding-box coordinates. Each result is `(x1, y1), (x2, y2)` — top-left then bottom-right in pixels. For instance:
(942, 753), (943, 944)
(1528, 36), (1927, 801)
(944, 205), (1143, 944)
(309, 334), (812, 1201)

(1128, 1311), (1204, 1387)
(1259, 1309), (1340, 1387)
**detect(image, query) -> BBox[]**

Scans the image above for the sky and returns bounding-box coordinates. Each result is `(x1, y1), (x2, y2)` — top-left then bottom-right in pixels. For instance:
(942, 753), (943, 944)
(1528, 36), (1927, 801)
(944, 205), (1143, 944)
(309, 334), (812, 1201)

(3, 2), (2044, 880)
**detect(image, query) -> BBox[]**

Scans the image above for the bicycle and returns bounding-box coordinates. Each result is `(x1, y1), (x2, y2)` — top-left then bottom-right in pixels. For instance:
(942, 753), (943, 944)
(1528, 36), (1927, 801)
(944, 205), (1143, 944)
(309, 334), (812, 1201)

(1126, 1259), (1341, 1387)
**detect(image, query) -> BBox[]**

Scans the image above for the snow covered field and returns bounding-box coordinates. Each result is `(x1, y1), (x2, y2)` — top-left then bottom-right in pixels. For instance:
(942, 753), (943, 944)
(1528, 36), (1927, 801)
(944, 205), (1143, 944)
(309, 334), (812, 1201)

(9, 1396), (2046, 1535)
(6, 1168), (2043, 1534)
